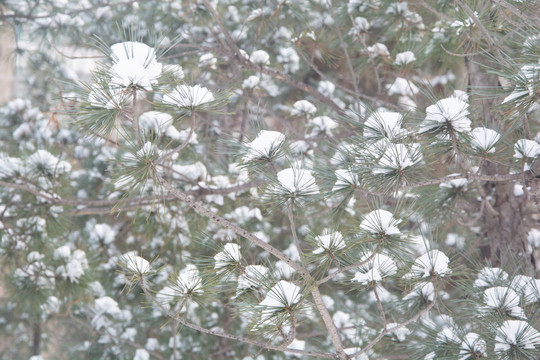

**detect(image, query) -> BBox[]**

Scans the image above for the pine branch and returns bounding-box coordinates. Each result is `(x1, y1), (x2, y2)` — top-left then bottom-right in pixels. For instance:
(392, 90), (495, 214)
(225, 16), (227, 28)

(138, 276), (335, 359)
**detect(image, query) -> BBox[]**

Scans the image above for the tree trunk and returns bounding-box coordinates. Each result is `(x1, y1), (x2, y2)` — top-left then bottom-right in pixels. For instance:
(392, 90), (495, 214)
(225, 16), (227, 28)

(32, 322), (41, 356)
(467, 56), (530, 269)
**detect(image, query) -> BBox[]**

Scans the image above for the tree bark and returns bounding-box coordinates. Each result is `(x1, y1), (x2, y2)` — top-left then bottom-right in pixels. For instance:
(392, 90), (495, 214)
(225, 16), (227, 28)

(467, 56), (530, 269)
(32, 322), (41, 356)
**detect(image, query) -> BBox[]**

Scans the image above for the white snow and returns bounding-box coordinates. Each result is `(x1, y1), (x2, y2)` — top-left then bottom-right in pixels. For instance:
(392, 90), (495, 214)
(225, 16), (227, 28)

(214, 243), (242, 269)
(176, 265), (203, 295)
(353, 253), (397, 284)
(88, 84), (130, 109)
(332, 168), (359, 191)
(242, 130), (285, 161)
(404, 282), (436, 302)
(259, 280), (301, 310)
(309, 116), (338, 137)
(367, 43), (390, 57)
(528, 229), (540, 248)
(54, 245), (71, 260)
(199, 53), (217, 68)
(405, 250), (451, 278)
(242, 75), (260, 89)
(163, 85), (214, 108)
(470, 127), (501, 153)
(138, 111), (178, 138)
(360, 209), (402, 236)
(372, 143), (422, 174)
(364, 111), (407, 140)
(109, 42), (162, 91)
(56, 249), (89, 283)
(120, 252), (151, 274)
(495, 320), (540, 352)
(163, 64), (185, 80)
(439, 176), (468, 190)
(420, 97), (471, 133)
(250, 50), (270, 65)
(276, 168), (319, 195)
(237, 265), (269, 290)
(503, 64), (540, 104)
(482, 287), (526, 319)
(318, 80), (335, 96)
(277, 47), (300, 73)
(510, 275), (540, 304)
(27, 150), (72, 176)
(474, 267), (509, 287)
(312, 230), (346, 254)
(386, 322), (411, 341)
(290, 100), (317, 116)
(514, 139), (540, 159)
(350, 17), (370, 35)
(133, 348), (149, 360)
(394, 51), (416, 65)
(94, 296), (121, 316)
(459, 332), (487, 360)
(386, 77), (419, 97)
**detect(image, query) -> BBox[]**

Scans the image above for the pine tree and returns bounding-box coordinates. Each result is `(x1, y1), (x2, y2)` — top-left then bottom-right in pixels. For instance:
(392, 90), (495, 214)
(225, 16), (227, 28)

(1, 1), (540, 359)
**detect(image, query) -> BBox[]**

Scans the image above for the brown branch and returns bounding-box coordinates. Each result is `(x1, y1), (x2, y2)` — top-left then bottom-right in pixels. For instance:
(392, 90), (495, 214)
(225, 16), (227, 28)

(154, 172), (306, 275)
(287, 201), (306, 268)
(139, 276), (334, 359)
(199, 0), (345, 116)
(317, 242), (381, 285)
(156, 112), (196, 163)
(349, 285), (439, 358)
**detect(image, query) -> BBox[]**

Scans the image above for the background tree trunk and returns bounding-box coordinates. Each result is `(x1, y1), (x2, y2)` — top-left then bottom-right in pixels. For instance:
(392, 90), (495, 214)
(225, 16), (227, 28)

(467, 55), (530, 270)
(0, 27), (14, 104)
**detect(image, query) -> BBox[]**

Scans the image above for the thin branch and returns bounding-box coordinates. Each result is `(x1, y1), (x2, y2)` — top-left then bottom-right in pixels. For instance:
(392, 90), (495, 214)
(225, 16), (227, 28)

(412, 0), (452, 21)
(154, 172), (306, 275)
(400, 172), (528, 190)
(287, 201), (307, 268)
(317, 242), (381, 285)
(199, 0), (345, 115)
(310, 286), (348, 360)
(372, 284), (387, 329)
(349, 285), (439, 358)
(490, 0), (538, 29)
(454, 0), (506, 65)
(138, 277), (334, 359)
(156, 112), (196, 163)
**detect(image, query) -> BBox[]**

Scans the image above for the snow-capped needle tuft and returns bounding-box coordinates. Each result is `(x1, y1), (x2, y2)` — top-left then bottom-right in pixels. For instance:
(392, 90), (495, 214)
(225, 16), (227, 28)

(474, 267), (509, 287)
(394, 51), (416, 66)
(275, 168), (319, 196)
(405, 250), (451, 278)
(360, 209), (402, 236)
(260, 280), (301, 309)
(214, 243), (242, 269)
(290, 100), (317, 117)
(242, 130), (285, 162)
(482, 287), (526, 319)
(495, 320), (540, 353)
(163, 84), (214, 109)
(420, 97), (471, 134)
(514, 139), (540, 159)
(470, 127), (500, 153)
(364, 112), (407, 140)
(120, 252), (151, 275)
(353, 253), (397, 284)
(109, 41), (162, 91)
(176, 265), (203, 296)
(312, 230), (345, 254)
